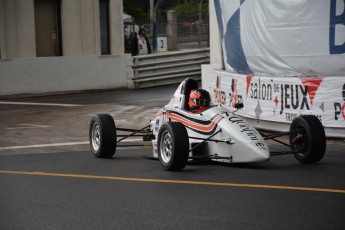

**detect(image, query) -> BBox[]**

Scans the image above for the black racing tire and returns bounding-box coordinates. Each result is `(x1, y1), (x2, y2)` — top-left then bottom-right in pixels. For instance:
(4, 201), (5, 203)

(289, 115), (326, 163)
(89, 114), (117, 158)
(157, 122), (189, 171)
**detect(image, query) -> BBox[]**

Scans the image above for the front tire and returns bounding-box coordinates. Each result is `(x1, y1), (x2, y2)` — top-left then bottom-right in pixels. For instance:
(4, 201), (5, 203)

(89, 114), (117, 158)
(289, 115), (326, 163)
(158, 122), (189, 171)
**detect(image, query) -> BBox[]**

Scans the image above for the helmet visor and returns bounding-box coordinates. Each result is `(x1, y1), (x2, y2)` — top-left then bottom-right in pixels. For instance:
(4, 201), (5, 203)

(192, 98), (210, 107)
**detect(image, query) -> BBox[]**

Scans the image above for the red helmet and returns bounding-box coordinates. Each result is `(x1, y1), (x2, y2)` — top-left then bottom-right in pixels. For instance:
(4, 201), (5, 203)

(188, 89), (211, 113)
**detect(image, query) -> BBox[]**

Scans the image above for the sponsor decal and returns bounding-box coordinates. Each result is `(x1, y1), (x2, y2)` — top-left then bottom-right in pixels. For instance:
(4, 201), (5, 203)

(334, 83), (345, 121)
(255, 142), (268, 151)
(216, 74), (327, 122)
(214, 75), (243, 109)
(247, 77), (323, 119)
(155, 119), (160, 132)
(228, 116), (262, 141)
(211, 71), (345, 129)
(330, 0), (345, 54)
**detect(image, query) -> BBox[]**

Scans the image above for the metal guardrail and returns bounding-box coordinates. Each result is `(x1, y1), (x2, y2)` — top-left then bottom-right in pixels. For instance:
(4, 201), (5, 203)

(128, 48), (210, 89)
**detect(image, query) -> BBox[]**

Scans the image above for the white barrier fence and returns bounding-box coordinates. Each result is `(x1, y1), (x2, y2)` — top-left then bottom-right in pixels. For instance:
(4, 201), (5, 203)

(202, 67), (345, 138)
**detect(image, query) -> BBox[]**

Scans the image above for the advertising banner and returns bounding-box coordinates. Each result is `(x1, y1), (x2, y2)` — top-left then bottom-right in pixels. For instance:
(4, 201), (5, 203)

(214, 0), (345, 77)
(212, 70), (345, 129)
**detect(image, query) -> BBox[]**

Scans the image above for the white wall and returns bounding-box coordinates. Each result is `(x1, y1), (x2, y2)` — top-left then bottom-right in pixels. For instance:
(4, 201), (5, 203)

(62, 0), (84, 55)
(201, 0), (223, 94)
(110, 0), (124, 55)
(208, 0), (222, 68)
(0, 55), (129, 96)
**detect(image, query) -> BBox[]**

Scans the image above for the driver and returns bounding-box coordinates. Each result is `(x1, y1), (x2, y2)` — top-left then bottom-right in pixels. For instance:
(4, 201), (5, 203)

(188, 89), (211, 113)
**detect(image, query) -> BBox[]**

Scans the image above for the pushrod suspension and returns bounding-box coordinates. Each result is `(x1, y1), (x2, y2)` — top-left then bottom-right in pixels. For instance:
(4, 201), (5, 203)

(260, 131), (293, 147)
(116, 125), (151, 143)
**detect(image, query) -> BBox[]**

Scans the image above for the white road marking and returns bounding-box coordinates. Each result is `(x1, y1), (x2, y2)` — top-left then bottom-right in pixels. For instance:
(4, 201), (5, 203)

(0, 101), (81, 107)
(114, 119), (128, 124)
(0, 138), (144, 150)
(0, 142), (89, 150)
(6, 124), (51, 130)
(121, 98), (170, 103)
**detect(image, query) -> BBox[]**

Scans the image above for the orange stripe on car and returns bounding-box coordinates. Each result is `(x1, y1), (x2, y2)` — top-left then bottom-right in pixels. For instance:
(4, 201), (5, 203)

(167, 112), (222, 133)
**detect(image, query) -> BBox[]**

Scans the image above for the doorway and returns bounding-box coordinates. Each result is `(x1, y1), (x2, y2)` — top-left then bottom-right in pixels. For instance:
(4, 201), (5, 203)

(34, 0), (62, 57)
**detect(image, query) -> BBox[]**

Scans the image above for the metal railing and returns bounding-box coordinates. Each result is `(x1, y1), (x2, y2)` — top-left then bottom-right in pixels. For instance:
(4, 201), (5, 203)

(124, 14), (209, 52)
(128, 48), (210, 89)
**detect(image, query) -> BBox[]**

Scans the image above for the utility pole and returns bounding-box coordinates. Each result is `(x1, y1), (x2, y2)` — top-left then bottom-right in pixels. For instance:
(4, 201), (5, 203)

(150, 0), (161, 52)
(199, 0), (203, 47)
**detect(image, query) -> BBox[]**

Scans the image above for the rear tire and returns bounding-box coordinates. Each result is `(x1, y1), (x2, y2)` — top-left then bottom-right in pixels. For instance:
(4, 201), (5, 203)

(289, 115), (326, 163)
(89, 114), (117, 158)
(158, 122), (189, 171)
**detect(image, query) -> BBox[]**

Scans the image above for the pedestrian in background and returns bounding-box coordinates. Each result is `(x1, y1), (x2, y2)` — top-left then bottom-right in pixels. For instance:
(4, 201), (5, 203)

(131, 28), (151, 56)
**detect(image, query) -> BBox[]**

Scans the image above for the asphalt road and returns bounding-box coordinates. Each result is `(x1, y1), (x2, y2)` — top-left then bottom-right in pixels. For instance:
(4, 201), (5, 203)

(0, 85), (345, 230)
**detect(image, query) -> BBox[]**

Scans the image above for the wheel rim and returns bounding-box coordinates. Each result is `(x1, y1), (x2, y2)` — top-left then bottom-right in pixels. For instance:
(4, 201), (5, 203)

(91, 122), (101, 151)
(160, 130), (173, 164)
(291, 127), (308, 156)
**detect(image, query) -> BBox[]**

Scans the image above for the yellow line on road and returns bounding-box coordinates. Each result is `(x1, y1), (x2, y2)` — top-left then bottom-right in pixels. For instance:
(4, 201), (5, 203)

(0, 170), (344, 194)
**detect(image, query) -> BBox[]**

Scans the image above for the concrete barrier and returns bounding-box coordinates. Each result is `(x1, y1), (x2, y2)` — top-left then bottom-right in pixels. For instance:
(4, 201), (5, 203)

(0, 54), (130, 97)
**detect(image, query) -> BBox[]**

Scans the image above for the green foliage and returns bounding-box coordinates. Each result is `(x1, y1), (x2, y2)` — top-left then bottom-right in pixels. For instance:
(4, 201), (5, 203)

(124, 5), (148, 19)
(173, 2), (199, 15)
(170, 0), (209, 16)
(123, 0), (209, 18)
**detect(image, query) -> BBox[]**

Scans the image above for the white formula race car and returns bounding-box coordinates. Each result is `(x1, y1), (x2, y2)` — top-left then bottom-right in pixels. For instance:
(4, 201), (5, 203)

(89, 78), (326, 171)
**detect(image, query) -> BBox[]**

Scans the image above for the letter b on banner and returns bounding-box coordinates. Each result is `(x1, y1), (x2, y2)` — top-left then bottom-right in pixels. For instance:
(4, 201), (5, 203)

(330, 0), (345, 54)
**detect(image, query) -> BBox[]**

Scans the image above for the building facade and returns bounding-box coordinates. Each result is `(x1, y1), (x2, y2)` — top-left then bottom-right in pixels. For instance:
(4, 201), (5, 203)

(0, 0), (128, 95)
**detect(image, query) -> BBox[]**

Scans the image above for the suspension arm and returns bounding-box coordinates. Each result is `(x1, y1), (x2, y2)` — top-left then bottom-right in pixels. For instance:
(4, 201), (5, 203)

(189, 129), (223, 153)
(260, 131), (293, 147)
(117, 125), (151, 143)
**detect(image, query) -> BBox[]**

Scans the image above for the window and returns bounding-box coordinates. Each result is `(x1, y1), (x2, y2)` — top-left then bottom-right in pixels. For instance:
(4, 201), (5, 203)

(99, 0), (110, 55)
